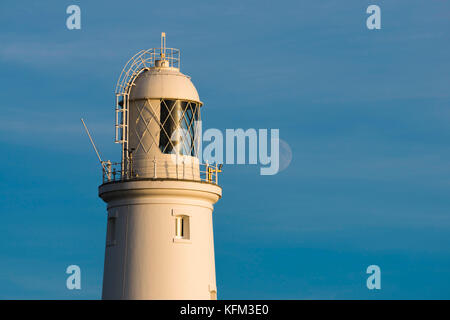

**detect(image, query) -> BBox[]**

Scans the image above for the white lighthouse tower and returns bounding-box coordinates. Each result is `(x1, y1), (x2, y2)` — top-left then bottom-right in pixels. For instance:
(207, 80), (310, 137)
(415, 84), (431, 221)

(98, 33), (222, 300)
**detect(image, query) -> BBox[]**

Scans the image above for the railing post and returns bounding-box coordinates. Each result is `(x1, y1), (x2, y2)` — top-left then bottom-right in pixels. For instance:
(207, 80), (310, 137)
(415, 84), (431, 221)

(215, 164), (218, 184)
(206, 162), (212, 182)
(153, 156), (157, 179)
(106, 160), (112, 182)
(128, 151), (133, 179)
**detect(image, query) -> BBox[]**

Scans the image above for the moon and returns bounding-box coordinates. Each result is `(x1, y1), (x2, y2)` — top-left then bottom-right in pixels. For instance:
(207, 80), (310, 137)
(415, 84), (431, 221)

(277, 138), (293, 173)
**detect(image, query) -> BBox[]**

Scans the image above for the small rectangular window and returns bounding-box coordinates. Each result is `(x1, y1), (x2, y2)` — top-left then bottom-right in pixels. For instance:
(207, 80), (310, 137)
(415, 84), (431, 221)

(174, 215), (189, 240)
(107, 216), (116, 246)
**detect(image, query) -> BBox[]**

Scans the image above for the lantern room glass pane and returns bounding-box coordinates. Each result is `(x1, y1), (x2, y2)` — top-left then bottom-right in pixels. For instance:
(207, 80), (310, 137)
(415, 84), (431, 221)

(159, 99), (199, 156)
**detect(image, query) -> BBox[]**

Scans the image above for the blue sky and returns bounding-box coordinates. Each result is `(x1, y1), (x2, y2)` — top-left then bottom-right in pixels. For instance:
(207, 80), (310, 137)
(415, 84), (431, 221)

(0, 0), (449, 299)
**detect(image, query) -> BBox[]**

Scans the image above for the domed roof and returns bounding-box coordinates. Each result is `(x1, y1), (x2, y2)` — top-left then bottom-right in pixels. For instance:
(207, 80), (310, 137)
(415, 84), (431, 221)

(129, 67), (201, 103)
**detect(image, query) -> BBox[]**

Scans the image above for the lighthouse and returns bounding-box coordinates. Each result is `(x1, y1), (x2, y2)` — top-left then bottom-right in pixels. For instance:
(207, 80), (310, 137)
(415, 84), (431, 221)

(98, 33), (222, 300)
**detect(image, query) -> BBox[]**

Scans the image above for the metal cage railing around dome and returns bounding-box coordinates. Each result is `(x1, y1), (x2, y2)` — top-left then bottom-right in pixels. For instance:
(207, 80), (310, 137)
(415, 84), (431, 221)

(115, 47), (180, 96)
(114, 46), (181, 173)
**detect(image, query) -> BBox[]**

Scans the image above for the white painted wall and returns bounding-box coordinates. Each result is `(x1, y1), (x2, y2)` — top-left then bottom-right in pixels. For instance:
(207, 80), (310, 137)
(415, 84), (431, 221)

(100, 180), (221, 300)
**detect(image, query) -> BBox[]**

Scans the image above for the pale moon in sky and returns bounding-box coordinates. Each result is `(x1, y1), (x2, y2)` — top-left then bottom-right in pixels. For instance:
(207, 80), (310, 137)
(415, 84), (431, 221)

(278, 138), (293, 173)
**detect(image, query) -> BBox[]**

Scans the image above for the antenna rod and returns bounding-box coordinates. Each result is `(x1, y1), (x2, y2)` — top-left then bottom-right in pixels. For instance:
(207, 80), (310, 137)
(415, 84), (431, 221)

(81, 118), (104, 166)
(161, 32), (166, 59)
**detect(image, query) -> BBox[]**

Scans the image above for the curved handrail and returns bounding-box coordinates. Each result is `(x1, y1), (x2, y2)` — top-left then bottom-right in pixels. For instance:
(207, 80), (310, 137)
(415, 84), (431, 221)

(115, 48), (180, 96)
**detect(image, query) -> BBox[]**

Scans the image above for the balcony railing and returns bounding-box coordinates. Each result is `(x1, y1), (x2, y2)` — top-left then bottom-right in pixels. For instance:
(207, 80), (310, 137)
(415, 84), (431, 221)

(101, 160), (222, 185)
